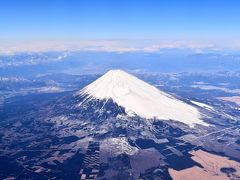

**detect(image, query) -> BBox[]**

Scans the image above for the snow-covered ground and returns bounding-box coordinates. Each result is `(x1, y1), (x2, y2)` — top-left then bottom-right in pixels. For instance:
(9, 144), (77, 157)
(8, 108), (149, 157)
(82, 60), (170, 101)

(190, 100), (214, 110)
(77, 69), (208, 127)
(101, 137), (138, 155)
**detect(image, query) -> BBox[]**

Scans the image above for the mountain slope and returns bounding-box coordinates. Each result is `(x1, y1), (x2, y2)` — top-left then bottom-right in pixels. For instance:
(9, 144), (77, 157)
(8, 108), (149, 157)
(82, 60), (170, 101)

(76, 69), (208, 127)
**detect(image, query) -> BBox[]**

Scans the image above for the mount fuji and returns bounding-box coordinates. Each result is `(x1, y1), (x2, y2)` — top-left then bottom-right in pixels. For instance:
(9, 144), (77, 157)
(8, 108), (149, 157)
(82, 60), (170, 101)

(74, 69), (208, 127)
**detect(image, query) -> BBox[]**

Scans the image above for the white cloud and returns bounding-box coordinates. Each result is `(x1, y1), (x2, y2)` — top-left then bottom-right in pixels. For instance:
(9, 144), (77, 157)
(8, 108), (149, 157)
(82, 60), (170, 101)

(0, 38), (239, 54)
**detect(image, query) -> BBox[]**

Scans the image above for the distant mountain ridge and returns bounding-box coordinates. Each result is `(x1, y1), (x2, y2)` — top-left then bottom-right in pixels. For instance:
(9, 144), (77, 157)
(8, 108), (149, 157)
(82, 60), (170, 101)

(1, 51), (240, 76)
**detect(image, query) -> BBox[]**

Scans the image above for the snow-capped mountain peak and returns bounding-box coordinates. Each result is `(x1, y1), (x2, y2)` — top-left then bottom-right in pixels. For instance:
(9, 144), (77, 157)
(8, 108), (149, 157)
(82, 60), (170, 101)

(76, 69), (208, 127)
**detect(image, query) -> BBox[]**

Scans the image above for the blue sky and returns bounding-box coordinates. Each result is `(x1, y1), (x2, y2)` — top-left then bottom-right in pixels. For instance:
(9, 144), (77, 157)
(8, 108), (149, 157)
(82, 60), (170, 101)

(0, 0), (240, 52)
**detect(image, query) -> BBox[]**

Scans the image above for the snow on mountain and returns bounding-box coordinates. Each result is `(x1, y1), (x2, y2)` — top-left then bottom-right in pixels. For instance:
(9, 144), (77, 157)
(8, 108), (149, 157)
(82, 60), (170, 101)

(76, 69), (208, 127)
(190, 100), (214, 110)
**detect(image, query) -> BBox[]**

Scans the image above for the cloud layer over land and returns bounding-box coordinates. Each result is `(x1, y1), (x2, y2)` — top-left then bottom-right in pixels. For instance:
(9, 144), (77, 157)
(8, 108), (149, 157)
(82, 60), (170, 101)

(1, 38), (240, 55)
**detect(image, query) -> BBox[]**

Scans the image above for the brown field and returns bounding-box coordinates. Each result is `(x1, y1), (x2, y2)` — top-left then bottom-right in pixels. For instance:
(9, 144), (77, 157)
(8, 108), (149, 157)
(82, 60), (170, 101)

(169, 150), (240, 180)
(218, 96), (240, 105)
